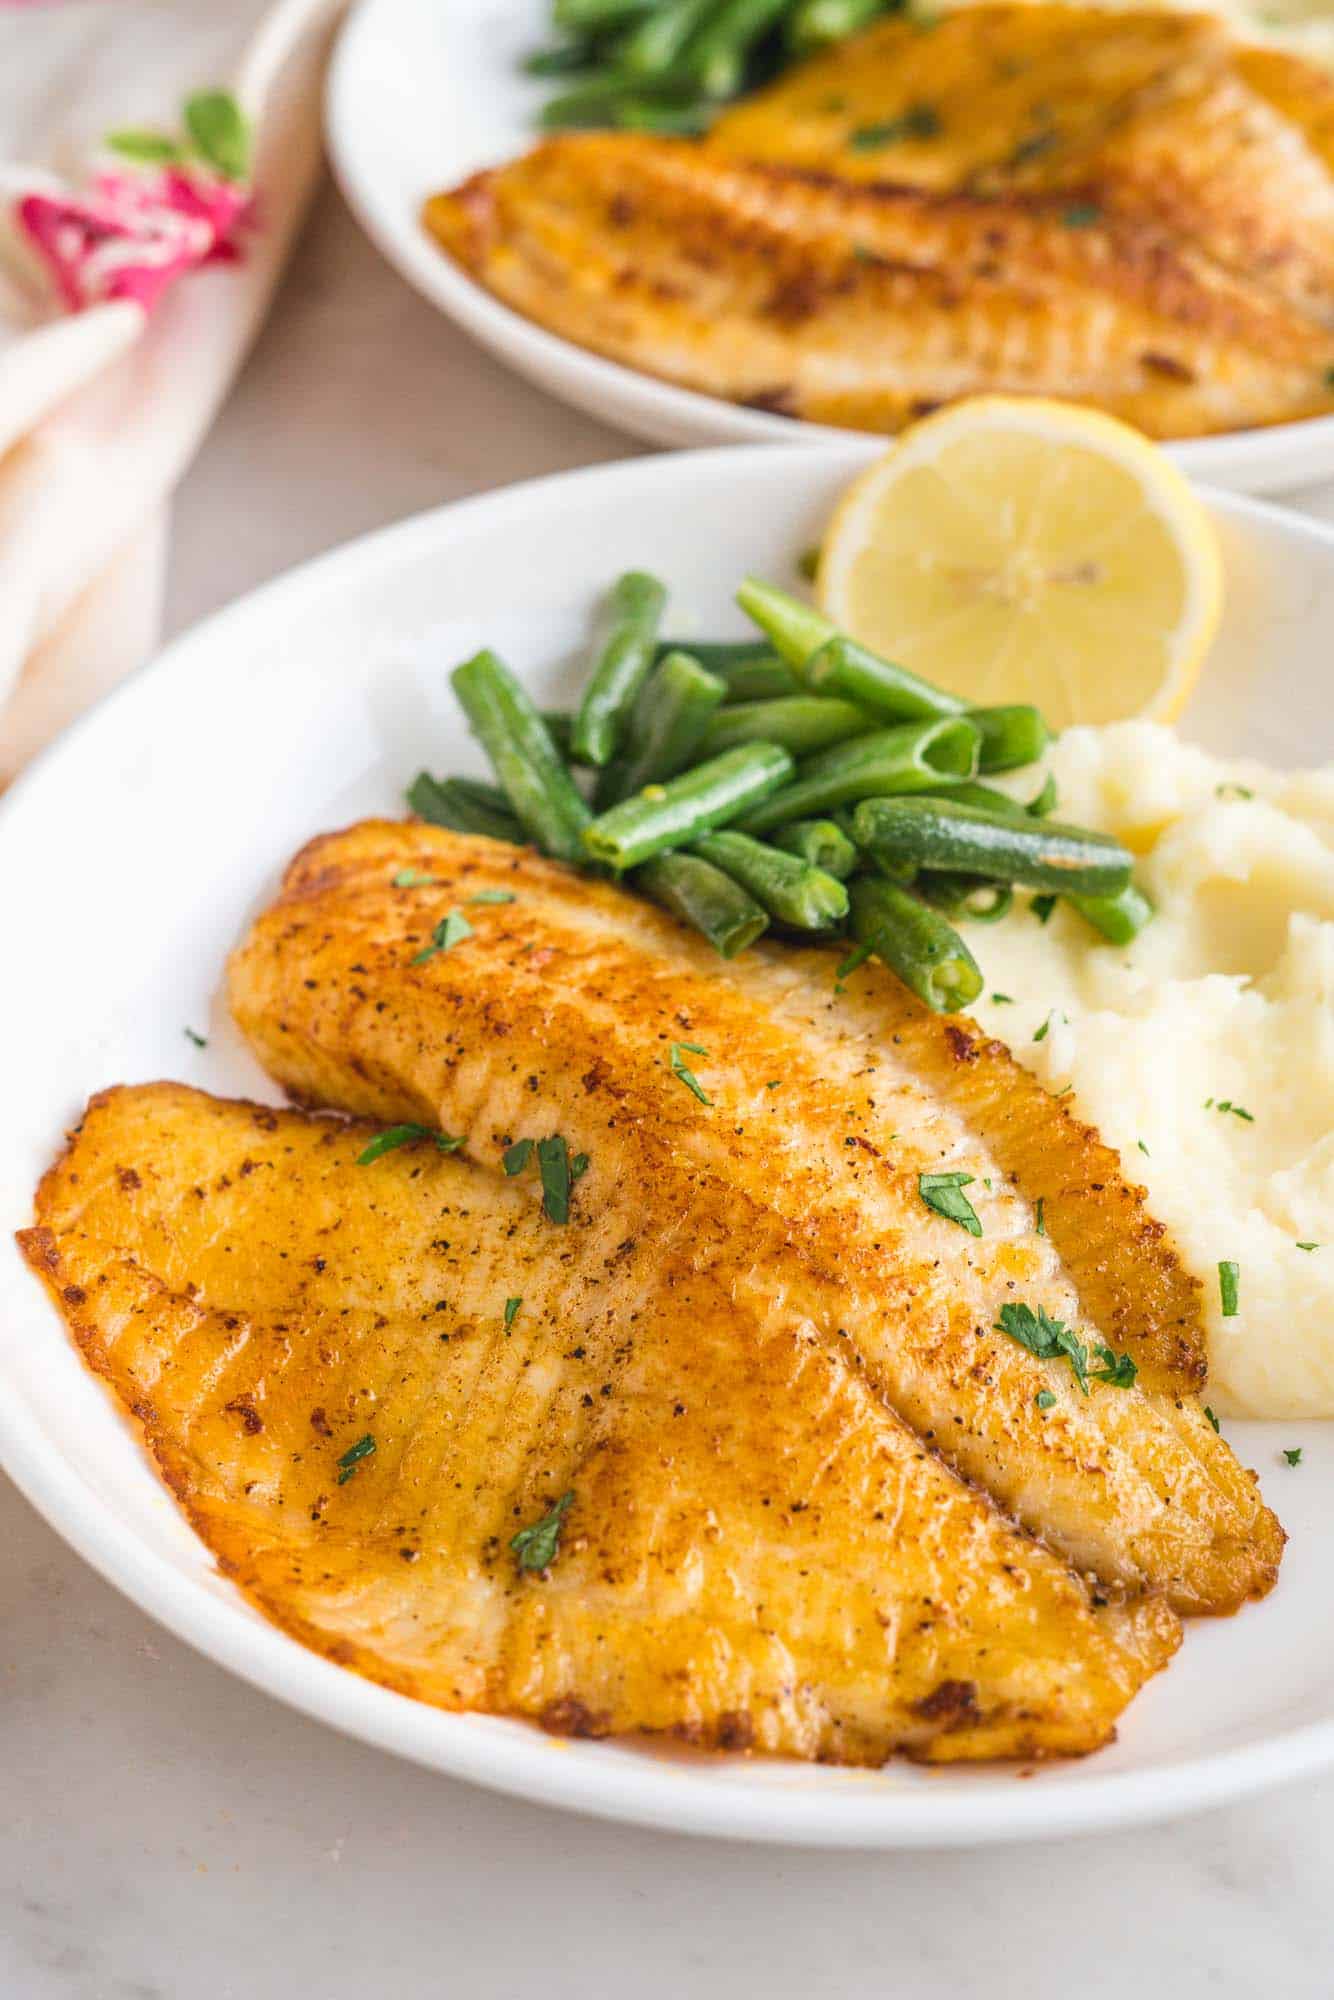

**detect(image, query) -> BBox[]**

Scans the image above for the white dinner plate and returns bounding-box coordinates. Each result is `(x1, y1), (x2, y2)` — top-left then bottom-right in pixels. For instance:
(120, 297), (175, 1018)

(327, 0), (1334, 496)
(1, 445), (1331, 1846)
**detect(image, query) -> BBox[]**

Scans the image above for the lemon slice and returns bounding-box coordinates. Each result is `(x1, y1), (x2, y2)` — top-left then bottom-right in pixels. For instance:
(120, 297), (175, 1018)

(817, 397), (1223, 730)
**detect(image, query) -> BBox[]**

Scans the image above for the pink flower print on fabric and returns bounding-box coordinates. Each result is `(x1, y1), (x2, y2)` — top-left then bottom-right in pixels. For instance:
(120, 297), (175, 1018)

(17, 166), (251, 314)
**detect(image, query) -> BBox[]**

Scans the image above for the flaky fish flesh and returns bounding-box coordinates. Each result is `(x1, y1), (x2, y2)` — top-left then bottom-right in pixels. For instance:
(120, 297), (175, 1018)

(228, 823), (1284, 1617)
(423, 5), (1334, 437)
(20, 1083), (1181, 1763)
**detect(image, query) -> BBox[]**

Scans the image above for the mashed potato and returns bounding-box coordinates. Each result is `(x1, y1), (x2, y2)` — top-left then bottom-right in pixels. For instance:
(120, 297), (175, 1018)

(970, 723), (1334, 1417)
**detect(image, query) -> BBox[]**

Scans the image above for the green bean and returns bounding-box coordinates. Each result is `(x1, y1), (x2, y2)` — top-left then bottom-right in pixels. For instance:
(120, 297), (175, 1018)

(571, 570), (668, 766)
(737, 715), (980, 834)
(687, 0), (794, 95)
(802, 633), (967, 725)
(584, 742), (794, 868)
(835, 806), (917, 883)
(972, 704), (1051, 774)
(698, 696), (874, 760)
(523, 42), (598, 76)
(719, 657), (801, 701)
(788, 0), (889, 52)
(771, 817), (858, 879)
(735, 576), (834, 667)
(635, 851), (769, 957)
(654, 638), (798, 700)
(850, 797), (1133, 896)
(539, 72), (696, 126)
(655, 638), (775, 671)
(596, 649), (726, 806)
(449, 775), (514, 815)
(615, 98), (713, 130)
(620, 0), (722, 75)
(694, 830), (850, 929)
(540, 709), (577, 761)
(553, 0), (656, 30)
(739, 580), (967, 725)
(849, 876), (983, 1014)
(917, 873), (1016, 924)
(1067, 883), (1155, 946)
(451, 650), (592, 863)
(406, 773), (524, 845)
(931, 779), (1054, 819)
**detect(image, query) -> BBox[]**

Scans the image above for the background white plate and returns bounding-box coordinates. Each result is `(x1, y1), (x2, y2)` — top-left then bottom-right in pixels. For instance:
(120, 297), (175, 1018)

(327, 0), (1334, 495)
(1, 445), (1331, 1846)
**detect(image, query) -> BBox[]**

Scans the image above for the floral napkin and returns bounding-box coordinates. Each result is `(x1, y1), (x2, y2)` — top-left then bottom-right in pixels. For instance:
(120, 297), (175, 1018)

(0, 0), (345, 783)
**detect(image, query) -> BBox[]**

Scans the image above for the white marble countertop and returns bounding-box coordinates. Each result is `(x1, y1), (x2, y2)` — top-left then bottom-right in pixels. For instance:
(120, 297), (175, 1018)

(6, 181), (1334, 2000)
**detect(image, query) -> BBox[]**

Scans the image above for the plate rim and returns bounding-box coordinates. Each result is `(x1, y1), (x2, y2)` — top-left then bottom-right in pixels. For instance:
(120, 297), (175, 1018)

(325, 0), (1334, 492)
(5, 446), (1334, 1847)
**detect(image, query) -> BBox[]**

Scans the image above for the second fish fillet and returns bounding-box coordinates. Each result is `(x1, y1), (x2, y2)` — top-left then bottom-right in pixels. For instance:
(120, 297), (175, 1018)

(227, 823), (1284, 1617)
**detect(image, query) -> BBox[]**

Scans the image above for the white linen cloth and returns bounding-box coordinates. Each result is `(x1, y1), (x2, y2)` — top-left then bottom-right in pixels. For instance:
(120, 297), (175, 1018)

(0, 0), (344, 781)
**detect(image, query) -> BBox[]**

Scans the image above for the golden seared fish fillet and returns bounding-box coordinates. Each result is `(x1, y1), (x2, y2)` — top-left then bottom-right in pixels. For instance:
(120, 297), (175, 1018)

(709, 4), (1227, 190)
(20, 1084), (1181, 1764)
(712, 7), (1334, 328)
(424, 133), (1334, 438)
(228, 825), (1284, 1618)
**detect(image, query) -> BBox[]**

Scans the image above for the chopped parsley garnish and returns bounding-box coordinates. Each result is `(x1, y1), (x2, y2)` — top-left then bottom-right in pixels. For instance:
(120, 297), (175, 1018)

(1218, 1260), (1240, 1318)
(411, 909), (473, 963)
(1283, 1447), (1303, 1467)
(356, 1124), (464, 1165)
(918, 1170), (982, 1236)
(1204, 1405), (1221, 1432)
(504, 1296), (522, 1329)
(1060, 202), (1101, 229)
(996, 1302), (1137, 1394)
(511, 1490), (574, 1574)
(849, 102), (941, 149)
(1009, 128), (1058, 167)
(1209, 1099), (1254, 1122)
(1138, 1139), (1150, 1156)
(1031, 893), (1057, 924)
(393, 868), (438, 888)
(1035, 1389), (1057, 1411)
(336, 1434), (376, 1484)
(669, 1041), (712, 1105)
(1215, 782), (1254, 801)
(1297, 1241), (1320, 1252)
(1035, 1195), (1046, 1236)
(468, 888), (516, 905)
(1027, 775), (1059, 818)
(991, 992), (1015, 1005)
(1033, 1010), (1056, 1042)
(504, 1135), (584, 1219)
(184, 1027), (207, 1048)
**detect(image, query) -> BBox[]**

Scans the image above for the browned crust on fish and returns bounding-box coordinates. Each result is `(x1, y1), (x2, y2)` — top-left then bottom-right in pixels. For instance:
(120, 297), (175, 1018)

(226, 824), (1284, 1615)
(19, 1082), (1181, 1765)
(424, 132), (1334, 440)
(422, 6), (1334, 437)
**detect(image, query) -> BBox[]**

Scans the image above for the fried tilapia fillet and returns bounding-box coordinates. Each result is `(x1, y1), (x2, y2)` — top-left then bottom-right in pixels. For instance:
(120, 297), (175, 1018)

(714, 7), (1334, 327)
(423, 6), (1334, 437)
(227, 824), (1283, 1618)
(20, 1083), (1180, 1763)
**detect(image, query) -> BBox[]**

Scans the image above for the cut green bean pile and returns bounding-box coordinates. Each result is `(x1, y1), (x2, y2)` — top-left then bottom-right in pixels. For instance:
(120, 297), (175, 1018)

(412, 570), (1152, 1012)
(522, 0), (904, 133)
